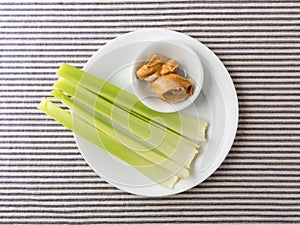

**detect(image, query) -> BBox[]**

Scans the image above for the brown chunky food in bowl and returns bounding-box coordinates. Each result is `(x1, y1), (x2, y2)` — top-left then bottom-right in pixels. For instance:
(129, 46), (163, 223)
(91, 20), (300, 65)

(136, 54), (193, 103)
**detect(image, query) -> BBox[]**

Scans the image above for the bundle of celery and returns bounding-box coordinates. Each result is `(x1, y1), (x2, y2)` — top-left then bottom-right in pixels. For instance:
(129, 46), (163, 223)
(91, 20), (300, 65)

(38, 63), (208, 188)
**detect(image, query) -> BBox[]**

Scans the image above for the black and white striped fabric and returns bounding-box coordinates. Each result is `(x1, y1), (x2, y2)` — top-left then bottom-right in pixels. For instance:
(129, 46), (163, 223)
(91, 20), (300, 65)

(1, 0), (300, 224)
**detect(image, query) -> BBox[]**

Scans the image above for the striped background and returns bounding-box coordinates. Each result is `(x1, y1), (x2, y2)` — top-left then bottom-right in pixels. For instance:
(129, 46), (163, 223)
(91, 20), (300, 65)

(1, 0), (300, 224)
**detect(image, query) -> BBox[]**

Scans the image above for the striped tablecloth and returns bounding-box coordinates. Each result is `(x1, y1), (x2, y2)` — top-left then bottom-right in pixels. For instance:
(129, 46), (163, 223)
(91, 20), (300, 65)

(1, 0), (300, 224)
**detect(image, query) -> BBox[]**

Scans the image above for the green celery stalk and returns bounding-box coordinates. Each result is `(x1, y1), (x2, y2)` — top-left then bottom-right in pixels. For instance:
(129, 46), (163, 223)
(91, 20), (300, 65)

(37, 98), (180, 188)
(37, 63), (210, 189)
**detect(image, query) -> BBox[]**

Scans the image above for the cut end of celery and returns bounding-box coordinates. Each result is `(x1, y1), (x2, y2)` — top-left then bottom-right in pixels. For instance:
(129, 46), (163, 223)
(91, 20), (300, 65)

(37, 98), (52, 112)
(159, 175), (180, 189)
(185, 150), (199, 169)
(198, 121), (209, 142)
(177, 167), (190, 178)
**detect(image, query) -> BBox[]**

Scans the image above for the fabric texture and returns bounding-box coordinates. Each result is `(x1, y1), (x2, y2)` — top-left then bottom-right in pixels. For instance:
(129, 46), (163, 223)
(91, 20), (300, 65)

(0, 0), (300, 224)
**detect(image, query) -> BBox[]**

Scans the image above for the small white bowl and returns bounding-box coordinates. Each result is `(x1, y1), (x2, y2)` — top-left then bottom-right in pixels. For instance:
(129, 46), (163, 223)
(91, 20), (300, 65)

(130, 40), (204, 113)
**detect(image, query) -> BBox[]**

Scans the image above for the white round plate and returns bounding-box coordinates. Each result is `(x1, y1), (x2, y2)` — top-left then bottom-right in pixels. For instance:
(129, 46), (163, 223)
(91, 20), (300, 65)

(75, 29), (239, 196)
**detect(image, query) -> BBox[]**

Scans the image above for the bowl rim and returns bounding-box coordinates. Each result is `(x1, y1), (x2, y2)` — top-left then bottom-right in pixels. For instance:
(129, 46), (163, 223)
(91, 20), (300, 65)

(130, 39), (204, 113)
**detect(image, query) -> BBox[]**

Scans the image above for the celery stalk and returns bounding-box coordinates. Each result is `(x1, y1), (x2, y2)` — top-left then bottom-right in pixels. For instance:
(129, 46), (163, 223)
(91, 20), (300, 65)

(37, 63), (209, 189)
(37, 98), (180, 188)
